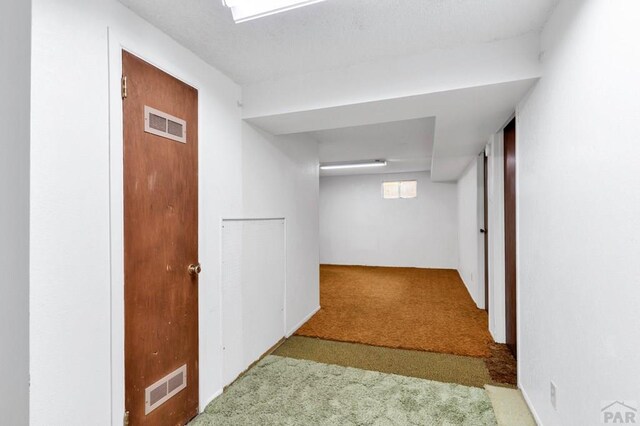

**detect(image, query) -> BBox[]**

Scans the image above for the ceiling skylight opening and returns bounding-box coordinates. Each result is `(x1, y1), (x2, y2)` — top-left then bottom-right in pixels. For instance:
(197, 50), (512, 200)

(222, 0), (326, 23)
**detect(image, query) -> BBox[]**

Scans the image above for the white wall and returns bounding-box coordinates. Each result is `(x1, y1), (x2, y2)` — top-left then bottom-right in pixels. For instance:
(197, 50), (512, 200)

(517, 1), (640, 424)
(320, 172), (458, 269)
(30, 0), (319, 424)
(221, 124), (319, 388)
(0, 0), (30, 424)
(457, 157), (485, 308)
(241, 124), (320, 335)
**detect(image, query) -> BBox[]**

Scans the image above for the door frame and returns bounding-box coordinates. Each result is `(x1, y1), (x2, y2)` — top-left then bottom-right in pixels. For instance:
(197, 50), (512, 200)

(503, 117), (518, 359)
(483, 151), (489, 313)
(108, 29), (205, 425)
(514, 113), (522, 377)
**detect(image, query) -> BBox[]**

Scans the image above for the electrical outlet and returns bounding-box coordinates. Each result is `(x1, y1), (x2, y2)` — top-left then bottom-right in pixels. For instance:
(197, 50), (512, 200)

(550, 381), (557, 410)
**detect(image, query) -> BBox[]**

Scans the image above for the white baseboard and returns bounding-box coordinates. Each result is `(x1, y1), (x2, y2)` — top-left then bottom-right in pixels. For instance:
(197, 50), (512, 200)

(520, 385), (543, 426)
(488, 326), (506, 344)
(286, 306), (320, 337)
(201, 388), (223, 411)
(457, 269), (483, 309)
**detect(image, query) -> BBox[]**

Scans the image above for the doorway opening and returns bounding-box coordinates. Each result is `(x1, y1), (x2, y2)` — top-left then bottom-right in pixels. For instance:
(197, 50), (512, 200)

(504, 117), (517, 359)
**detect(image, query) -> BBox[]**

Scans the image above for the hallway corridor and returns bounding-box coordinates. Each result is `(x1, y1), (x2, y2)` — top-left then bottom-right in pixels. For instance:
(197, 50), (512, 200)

(298, 265), (493, 356)
(295, 265), (516, 386)
(191, 265), (529, 425)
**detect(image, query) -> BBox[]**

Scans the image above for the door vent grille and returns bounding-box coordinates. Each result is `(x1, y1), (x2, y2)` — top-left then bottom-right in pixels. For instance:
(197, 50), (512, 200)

(144, 106), (187, 143)
(167, 120), (184, 138)
(145, 364), (187, 415)
(148, 112), (167, 132)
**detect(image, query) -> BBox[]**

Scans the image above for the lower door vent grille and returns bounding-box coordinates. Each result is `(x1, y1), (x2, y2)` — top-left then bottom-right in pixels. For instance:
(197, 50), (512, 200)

(145, 364), (187, 415)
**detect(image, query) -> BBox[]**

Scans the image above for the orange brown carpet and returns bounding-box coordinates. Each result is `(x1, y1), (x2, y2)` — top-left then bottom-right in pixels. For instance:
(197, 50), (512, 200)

(297, 265), (494, 357)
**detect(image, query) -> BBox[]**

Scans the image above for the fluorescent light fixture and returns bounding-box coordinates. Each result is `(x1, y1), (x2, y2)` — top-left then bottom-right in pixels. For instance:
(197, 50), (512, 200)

(222, 0), (326, 23)
(320, 160), (388, 170)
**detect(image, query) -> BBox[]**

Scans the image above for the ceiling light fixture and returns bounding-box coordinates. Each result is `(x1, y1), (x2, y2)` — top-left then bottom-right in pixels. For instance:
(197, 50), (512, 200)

(222, 0), (326, 23)
(320, 160), (388, 170)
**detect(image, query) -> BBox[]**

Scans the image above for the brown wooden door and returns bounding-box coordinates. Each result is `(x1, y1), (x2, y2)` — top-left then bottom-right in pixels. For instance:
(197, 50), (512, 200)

(123, 51), (199, 426)
(504, 118), (517, 359)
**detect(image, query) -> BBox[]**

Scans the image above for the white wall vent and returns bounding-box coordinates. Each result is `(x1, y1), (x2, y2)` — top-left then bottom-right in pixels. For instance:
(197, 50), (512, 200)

(144, 106), (187, 143)
(144, 364), (187, 415)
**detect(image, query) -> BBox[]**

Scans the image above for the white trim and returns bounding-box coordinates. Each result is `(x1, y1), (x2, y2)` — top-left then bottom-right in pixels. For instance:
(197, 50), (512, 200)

(514, 109), (522, 380)
(217, 216), (225, 406)
(520, 385), (543, 426)
(497, 112), (516, 134)
(487, 130), (506, 343)
(477, 153), (486, 311)
(107, 28), (125, 426)
(283, 218), (288, 337)
(108, 28), (203, 425)
(286, 306), (321, 337)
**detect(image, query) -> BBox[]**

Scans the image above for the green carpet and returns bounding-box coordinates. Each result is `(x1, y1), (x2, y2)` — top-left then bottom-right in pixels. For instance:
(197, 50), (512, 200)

(274, 336), (493, 388)
(190, 355), (497, 425)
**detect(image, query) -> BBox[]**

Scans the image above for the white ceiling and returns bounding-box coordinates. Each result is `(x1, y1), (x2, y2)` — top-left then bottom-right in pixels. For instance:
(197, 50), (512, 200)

(119, 0), (554, 181)
(248, 79), (538, 180)
(311, 118), (434, 176)
(119, 0), (559, 84)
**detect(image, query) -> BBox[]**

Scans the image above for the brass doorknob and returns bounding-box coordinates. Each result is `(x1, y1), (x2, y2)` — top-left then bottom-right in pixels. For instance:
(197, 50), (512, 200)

(188, 263), (202, 275)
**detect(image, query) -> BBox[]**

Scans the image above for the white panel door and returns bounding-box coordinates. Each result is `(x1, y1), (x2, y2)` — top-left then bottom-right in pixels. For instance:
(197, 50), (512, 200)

(221, 219), (285, 385)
